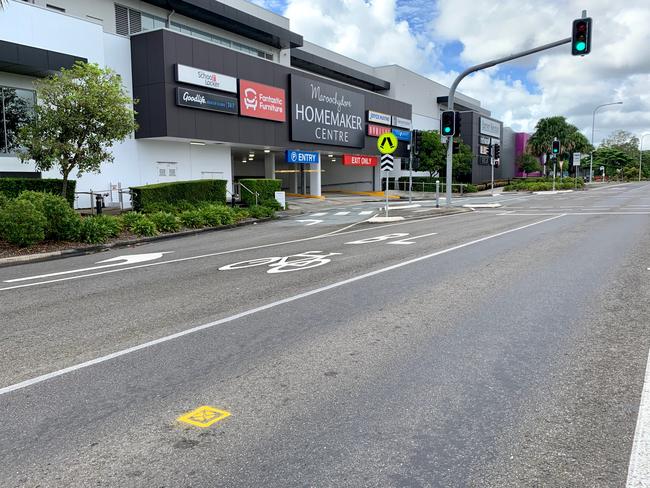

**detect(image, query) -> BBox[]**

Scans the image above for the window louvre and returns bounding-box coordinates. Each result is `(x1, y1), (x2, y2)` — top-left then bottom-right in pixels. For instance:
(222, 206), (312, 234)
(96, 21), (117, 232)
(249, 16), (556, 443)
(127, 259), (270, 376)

(128, 9), (142, 34)
(115, 4), (129, 36)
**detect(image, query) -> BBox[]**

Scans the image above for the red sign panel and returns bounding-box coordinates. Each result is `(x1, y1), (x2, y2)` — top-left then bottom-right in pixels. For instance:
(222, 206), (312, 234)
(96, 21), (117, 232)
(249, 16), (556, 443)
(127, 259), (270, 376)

(239, 79), (286, 122)
(343, 154), (378, 167)
(367, 123), (392, 137)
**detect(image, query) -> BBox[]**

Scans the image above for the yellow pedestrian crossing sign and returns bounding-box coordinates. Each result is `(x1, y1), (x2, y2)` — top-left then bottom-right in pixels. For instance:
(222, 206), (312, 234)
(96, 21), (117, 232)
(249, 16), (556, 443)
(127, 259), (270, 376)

(377, 132), (398, 154)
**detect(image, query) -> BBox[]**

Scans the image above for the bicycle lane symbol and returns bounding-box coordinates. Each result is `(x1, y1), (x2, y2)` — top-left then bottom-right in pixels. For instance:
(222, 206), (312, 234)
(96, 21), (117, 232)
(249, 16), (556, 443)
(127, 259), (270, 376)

(218, 251), (342, 274)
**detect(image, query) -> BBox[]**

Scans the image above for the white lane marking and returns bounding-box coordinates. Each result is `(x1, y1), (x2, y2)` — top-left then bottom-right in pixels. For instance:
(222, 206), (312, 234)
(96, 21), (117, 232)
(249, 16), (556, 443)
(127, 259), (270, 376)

(219, 251), (341, 274)
(296, 219), (323, 226)
(334, 212), (351, 216)
(310, 212), (327, 217)
(359, 211), (373, 215)
(627, 348), (650, 487)
(387, 204), (421, 210)
(0, 214), (565, 396)
(0, 211), (474, 292)
(3, 252), (173, 283)
(387, 232), (439, 245)
(345, 233), (409, 245)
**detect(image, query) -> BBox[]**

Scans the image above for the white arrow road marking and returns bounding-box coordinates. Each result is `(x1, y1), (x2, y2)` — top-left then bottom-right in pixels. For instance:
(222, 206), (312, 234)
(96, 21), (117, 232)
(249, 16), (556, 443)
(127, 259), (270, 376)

(345, 233), (409, 245)
(296, 219), (323, 226)
(3, 252), (174, 283)
(387, 232), (438, 245)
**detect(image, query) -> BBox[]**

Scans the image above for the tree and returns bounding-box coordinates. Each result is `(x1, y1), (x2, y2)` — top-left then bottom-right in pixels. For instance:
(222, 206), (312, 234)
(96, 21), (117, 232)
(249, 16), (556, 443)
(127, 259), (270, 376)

(517, 153), (541, 176)
(527, 116), (592, 175)
(600, 130), (639, 158)
(592, 147), (635, 180)
(416, 130), (446, 179)
(451, 139), (472, 182)
(16, 62), (138, 198)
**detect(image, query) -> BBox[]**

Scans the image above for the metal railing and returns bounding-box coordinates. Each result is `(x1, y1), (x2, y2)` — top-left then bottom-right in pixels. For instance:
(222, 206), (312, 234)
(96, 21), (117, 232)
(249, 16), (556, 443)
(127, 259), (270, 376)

(383, 180), (467, 195)
(235, 181), (259, 206)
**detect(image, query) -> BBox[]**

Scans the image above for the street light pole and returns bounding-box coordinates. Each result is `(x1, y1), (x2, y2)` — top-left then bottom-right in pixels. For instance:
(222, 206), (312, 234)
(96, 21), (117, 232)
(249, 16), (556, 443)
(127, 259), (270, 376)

(640, 133), (650, 182)
(590, 101), (623, 182)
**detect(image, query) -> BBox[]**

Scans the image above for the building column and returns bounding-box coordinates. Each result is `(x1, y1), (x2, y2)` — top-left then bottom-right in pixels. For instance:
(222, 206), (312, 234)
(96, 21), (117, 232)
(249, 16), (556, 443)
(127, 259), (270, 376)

(264, 152), (275, 179)
(310, 155), (321, 197)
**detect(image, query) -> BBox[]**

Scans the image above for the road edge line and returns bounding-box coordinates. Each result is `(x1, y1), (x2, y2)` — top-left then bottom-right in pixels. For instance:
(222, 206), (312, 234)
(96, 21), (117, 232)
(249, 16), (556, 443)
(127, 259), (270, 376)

(626, 347), (650, 487)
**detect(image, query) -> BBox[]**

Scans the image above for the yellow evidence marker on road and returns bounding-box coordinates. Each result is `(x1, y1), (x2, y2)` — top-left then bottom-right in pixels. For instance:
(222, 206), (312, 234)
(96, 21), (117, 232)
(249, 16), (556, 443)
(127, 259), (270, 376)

(177, 406), (231, 428)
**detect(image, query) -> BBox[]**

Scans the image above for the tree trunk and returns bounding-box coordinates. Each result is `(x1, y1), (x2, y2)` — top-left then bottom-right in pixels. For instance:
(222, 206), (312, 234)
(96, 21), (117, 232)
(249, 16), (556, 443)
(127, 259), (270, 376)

(61, 169), (70, 199)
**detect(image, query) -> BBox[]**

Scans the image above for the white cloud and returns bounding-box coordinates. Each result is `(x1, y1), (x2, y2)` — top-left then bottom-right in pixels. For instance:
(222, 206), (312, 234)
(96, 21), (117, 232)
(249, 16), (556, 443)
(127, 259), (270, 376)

(267, 0), (650, 142)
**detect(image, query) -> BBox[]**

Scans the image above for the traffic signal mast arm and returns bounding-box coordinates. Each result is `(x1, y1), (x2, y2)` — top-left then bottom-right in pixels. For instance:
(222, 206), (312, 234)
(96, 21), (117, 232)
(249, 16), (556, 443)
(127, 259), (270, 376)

(444, 32), (576, 205)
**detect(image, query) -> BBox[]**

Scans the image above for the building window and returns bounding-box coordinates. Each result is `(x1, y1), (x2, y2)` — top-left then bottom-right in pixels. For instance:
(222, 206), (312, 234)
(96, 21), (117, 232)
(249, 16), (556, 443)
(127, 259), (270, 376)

(114, 4), (274, 61)
(0, 86), (36, 155)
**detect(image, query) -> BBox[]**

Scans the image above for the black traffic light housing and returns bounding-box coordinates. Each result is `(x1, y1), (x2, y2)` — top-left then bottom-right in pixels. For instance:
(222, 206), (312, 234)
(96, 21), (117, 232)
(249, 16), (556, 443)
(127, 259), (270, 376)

(493, 143), (500, 160)
(413, 130), (423, 155)
(441, 111), (456, 137)
(452, 139), (460, 154)
(552, 140), (560, 156)
(572, 17), (592, 56)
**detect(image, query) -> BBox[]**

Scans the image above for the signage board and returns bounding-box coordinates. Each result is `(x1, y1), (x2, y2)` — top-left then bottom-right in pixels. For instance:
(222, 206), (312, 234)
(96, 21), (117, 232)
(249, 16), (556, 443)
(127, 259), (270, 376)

(480, 117), (501, 138)
(377, 133), (398, 154)
(391, 128), (411, 142)
(291, 74), (365, 148)
(367, 123), (392, 137)
(479, 135), (491, 145)
(285, 150), (320, 164)
(479, 145), (491, 156)
(239, 80), (286, 122)
(274, 191), (286, 209)
(478, 155), (491, 166)
(368, 110), (391, 125)
(176, 64), (237, 93)
(391, 116), (412, 130)
(380, 154), (394, 171)
(573, 152), (581, 166)
(342, 154), (378, 167)
(175, 87), (238, 114)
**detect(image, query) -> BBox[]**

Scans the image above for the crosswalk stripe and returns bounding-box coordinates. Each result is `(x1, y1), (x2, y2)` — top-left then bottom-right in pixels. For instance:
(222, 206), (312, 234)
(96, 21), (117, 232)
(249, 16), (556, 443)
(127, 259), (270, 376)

(334, 211), (350, 215)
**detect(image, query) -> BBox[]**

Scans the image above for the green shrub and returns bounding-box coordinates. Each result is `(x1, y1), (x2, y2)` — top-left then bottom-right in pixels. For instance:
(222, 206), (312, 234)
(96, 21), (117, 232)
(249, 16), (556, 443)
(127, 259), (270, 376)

(142, 201), (176, 214)
(239, 179), (281, 207)
(234, 208), (251, 221)
(260, 198), (282, 211)
(249, 205), (275, 219)
(0, 199), (47, 246)
(78, 215), (122, 244)
(200, 204), (236, 226)
(130, 216), (158, 237)
(463, 184), (478, 193)
(0, 178), (76, 207)
(149, 211), (181, 233)
(121, 212), (143, 230)
(0, 193), (9, 209)
(17, 191), (81, 241)
(130, 180), (227, 212)
(179, 210), (205, 229)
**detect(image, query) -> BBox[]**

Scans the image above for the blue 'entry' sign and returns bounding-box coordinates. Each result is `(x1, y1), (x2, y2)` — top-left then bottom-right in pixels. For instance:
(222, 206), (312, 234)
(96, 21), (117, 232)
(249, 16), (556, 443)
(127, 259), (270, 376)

(285, 150), (320, 164)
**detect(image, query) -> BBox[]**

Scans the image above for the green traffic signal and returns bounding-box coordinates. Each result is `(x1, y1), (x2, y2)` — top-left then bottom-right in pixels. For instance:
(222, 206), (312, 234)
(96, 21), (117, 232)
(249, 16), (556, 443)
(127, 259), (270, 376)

(575, 41), (586, 52)
(444, 127), (451, 134)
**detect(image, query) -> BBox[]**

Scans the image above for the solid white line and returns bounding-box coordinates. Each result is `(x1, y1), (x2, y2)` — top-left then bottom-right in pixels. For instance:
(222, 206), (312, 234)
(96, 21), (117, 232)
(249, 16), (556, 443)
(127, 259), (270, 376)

(310, 212), (327, 217)
(334, 211), (350, 215)
(359, 211), (373, 215)
(627, 348), (650, 487)
(0, 211), (473, 292)
(0, 214), (565, 396)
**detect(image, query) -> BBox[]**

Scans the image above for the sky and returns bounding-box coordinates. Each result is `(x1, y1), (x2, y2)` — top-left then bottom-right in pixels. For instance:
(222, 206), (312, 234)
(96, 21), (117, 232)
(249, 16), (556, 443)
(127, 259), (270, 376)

(250, 0), (650, 144)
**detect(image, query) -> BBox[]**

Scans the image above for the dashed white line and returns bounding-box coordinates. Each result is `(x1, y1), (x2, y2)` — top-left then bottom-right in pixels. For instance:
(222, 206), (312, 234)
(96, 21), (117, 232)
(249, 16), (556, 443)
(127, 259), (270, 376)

(310, 212), (327, 217)
(334, 212), (351, 216)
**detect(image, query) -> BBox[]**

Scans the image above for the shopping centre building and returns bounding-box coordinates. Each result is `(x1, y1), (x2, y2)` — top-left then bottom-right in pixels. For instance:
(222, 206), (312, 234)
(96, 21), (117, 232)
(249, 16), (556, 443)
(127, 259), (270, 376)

(0, 0), (520, 204)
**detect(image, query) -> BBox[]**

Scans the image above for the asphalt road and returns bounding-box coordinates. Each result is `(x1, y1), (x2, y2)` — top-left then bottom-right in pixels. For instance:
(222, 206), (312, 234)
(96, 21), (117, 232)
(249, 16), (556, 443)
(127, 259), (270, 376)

(1, 183), (649, 487)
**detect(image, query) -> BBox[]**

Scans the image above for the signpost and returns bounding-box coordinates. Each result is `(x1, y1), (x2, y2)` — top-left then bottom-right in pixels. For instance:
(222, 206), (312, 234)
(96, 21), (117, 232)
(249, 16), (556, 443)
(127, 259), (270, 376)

(573, 152), (581, 188)
(377, 133), (398, 217)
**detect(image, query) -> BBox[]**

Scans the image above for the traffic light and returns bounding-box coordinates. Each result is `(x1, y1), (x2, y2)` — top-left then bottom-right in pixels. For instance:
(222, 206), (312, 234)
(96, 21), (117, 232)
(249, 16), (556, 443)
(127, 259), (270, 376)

(493, 144), (500, 160)
(413, 130), (423, 155)
(441, 111), (456, 136)
(552, 140), (560, 156)
(452, 139), (460, 154)
(572, 17), (592, 56)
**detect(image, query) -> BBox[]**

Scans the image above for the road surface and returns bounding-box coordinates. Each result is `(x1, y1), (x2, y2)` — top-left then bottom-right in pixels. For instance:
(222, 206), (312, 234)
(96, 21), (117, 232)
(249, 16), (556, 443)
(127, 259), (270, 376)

(1, 183), (649, 487)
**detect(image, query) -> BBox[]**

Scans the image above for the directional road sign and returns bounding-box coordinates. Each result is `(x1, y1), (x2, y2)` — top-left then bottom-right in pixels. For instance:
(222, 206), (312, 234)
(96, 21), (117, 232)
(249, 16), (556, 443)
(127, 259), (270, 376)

(380, 154), (394, 171)
(573, 152), (581, 166)
(377, 132), (398, 154)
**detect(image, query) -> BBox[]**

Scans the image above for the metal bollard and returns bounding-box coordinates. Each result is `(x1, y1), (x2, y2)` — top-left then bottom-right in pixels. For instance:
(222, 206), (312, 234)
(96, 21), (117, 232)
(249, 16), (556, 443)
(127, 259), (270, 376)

(95, 194), (103, 215)
(436, 180), (440, 208)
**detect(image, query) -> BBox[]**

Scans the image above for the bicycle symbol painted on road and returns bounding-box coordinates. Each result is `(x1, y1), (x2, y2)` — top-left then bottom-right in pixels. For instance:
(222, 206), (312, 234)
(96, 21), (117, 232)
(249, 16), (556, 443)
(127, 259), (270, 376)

(218, 251), (342, 274)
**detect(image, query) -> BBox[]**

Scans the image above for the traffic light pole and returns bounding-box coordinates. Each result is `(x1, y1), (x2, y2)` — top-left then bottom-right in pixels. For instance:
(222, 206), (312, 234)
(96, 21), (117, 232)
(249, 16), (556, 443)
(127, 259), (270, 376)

(444, 36), (571, 206)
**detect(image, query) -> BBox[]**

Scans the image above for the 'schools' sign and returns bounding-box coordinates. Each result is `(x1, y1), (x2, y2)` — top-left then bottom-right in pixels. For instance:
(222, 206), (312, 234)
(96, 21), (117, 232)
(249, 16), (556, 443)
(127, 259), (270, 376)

(285, 150), (320, 164)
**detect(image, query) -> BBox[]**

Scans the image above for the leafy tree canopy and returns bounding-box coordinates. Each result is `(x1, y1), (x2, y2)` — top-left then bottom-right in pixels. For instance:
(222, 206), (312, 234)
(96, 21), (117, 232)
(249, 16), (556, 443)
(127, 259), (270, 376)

(600, 130), (640, 158)
(527, 116), (592, 161)
(17, 62), (138, 197)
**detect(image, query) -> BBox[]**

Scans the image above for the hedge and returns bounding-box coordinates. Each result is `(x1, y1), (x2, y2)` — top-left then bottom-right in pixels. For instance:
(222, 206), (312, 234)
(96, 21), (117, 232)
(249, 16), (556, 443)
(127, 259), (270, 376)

(130, 179), (227, 212)
(239, 179), (282, 207)
(0, 178), (76, 207)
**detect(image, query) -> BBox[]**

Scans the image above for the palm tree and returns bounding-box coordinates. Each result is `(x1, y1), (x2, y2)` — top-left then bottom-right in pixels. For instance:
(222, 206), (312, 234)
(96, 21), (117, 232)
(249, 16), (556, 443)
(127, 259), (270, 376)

(0, 0), (8, 9)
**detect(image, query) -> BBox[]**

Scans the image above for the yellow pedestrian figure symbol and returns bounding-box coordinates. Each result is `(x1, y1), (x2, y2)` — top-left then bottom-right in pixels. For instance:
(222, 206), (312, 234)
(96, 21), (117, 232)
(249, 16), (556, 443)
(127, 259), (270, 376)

(377, 132), (398, 154)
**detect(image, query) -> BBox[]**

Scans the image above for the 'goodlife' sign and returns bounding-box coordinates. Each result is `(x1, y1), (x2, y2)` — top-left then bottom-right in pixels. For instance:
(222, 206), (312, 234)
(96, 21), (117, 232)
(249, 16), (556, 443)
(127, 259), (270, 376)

(291, 74), (365, 148)
(176, 64), (237, 93)
(175, 87), (238, 114)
